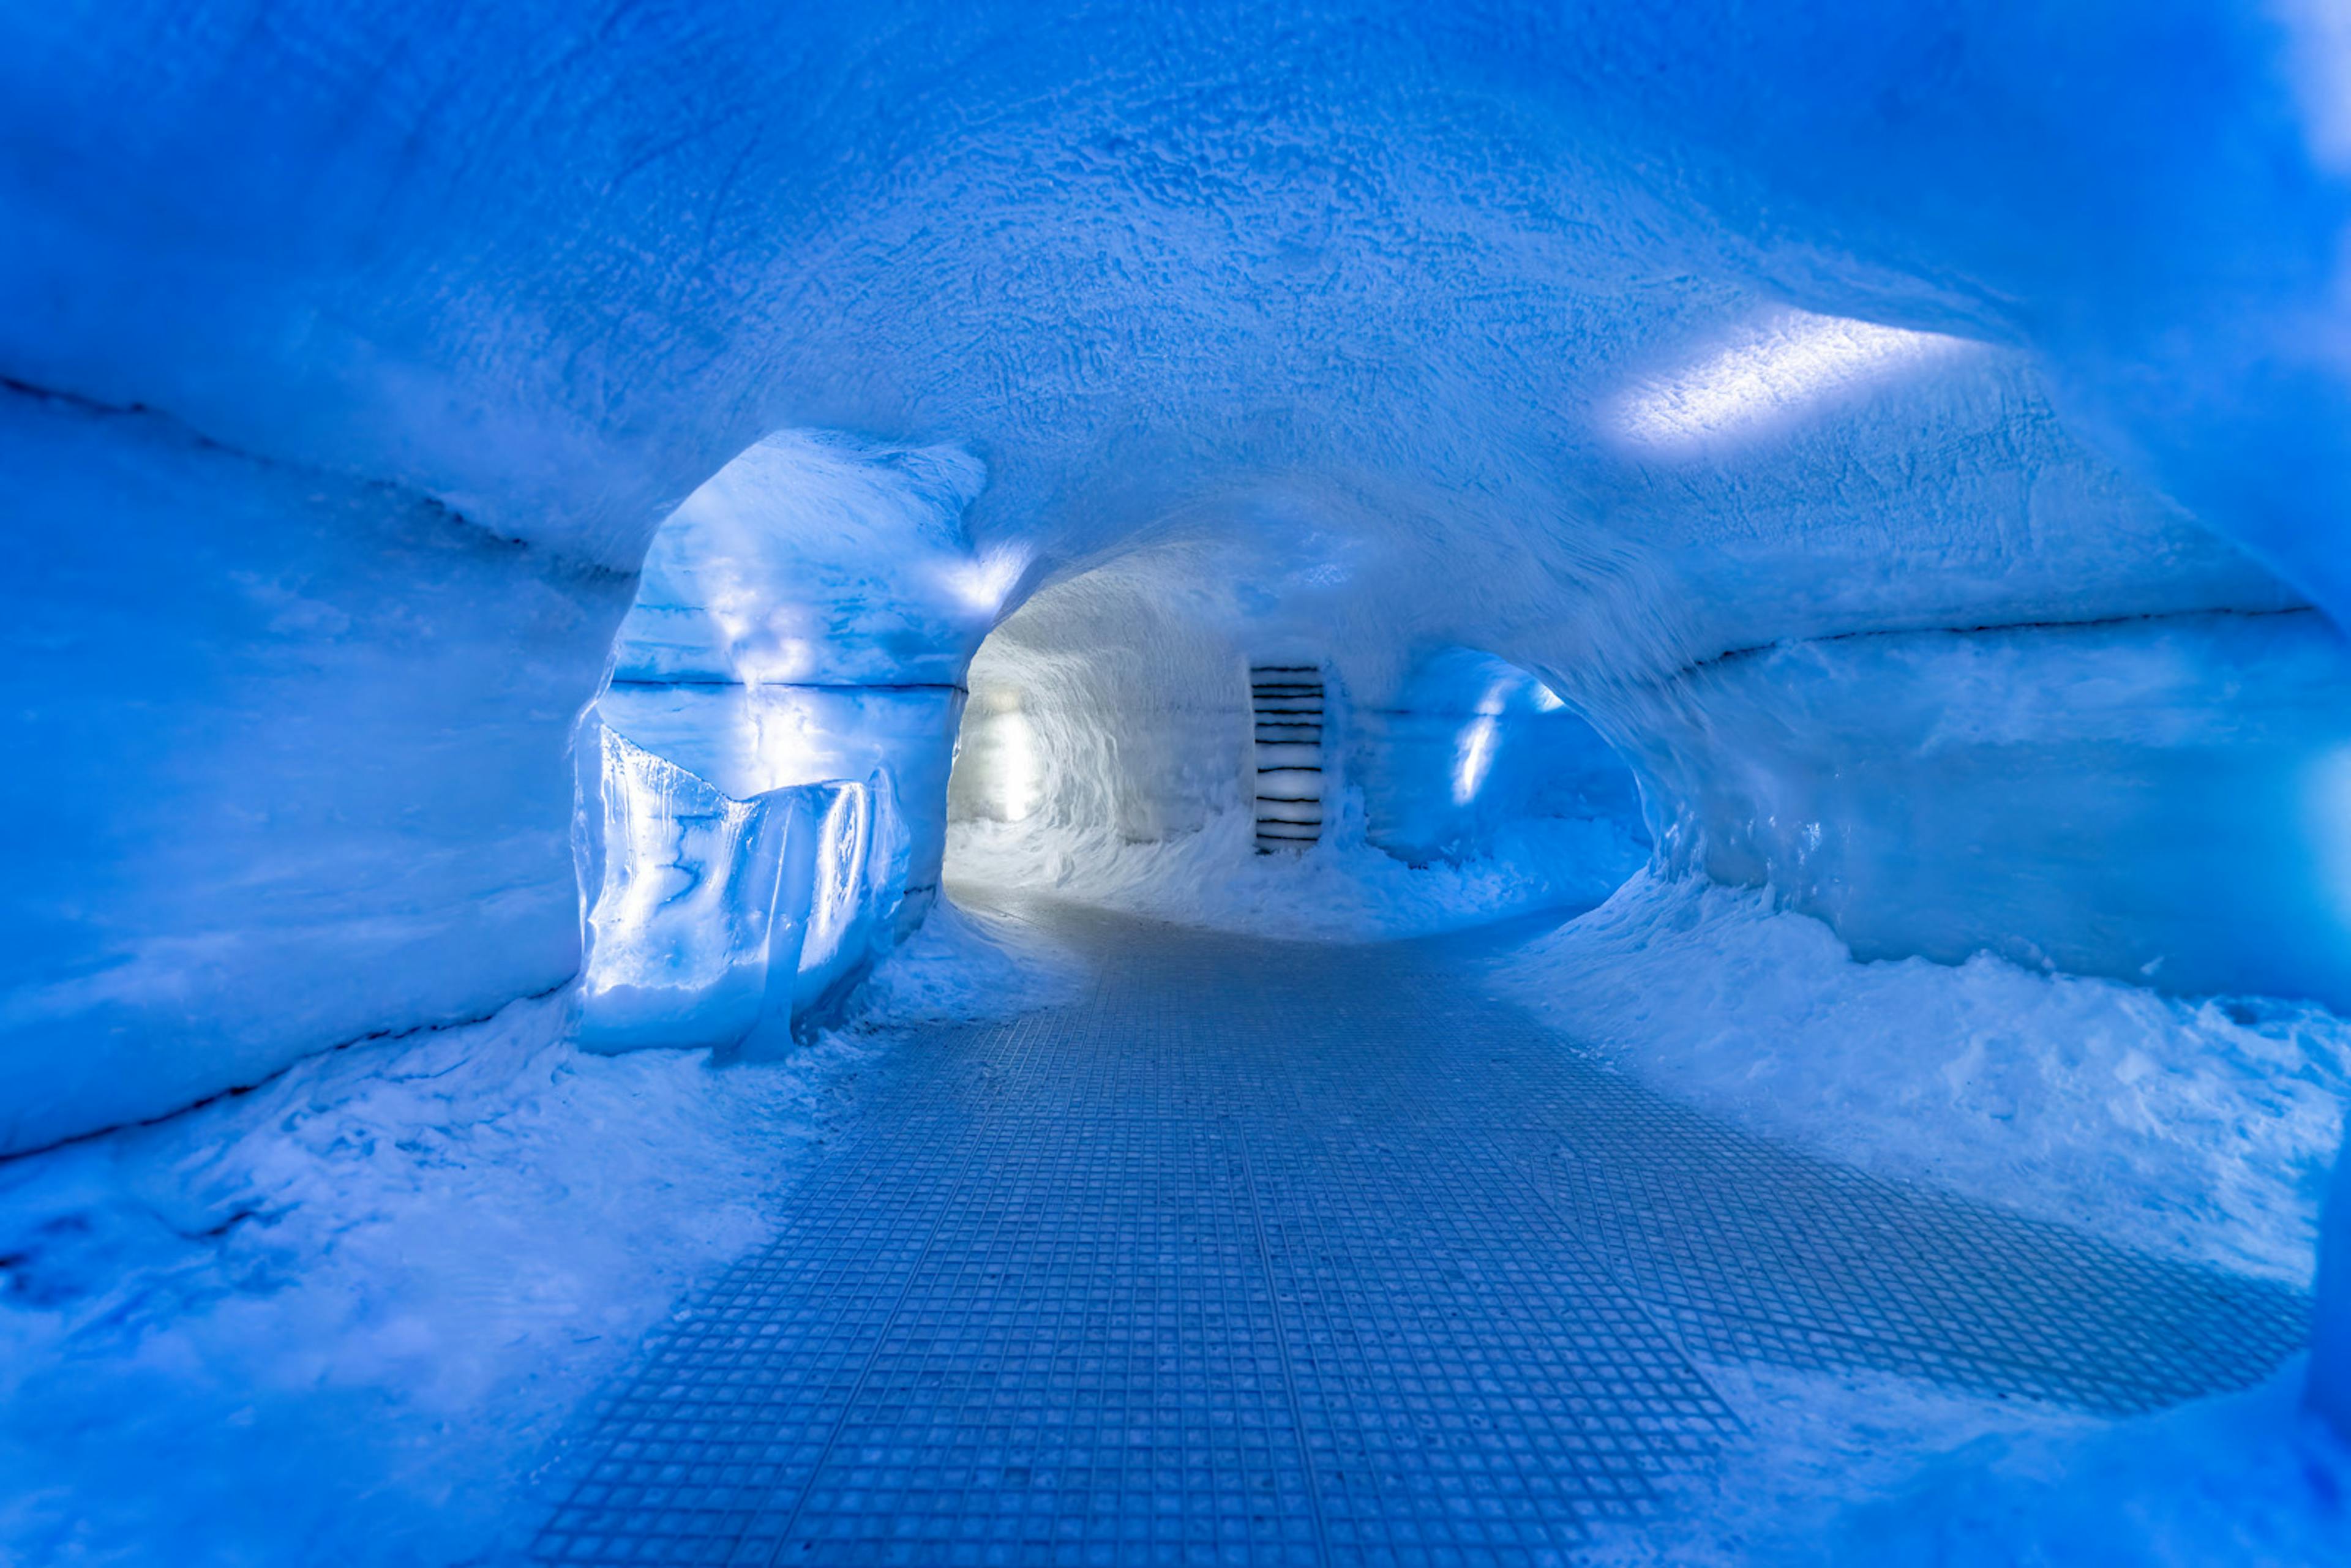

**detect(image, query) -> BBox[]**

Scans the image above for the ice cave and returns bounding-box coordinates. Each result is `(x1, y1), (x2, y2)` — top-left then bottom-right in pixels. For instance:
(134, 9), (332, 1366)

(6, 4), (2351, 1563)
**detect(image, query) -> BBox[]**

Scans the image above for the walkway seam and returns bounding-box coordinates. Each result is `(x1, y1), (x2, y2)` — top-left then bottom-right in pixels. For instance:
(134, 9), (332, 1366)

(1230, 1110), (1335, 1568)
(754, 1037), (1001, 1566)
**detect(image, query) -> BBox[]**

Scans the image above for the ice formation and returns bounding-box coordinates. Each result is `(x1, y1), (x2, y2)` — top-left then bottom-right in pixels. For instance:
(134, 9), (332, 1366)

(4, 0), (2351, 1559)
(571, 433), (991, 1048)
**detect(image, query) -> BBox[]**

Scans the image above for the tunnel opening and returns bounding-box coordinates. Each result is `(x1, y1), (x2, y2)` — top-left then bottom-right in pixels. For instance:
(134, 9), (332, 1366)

(940, 560), (1653, 935)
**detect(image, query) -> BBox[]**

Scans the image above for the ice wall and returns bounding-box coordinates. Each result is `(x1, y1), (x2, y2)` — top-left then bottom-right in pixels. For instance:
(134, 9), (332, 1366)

(573, 726), (812, 1056)
(1356, 650), (1649, 868)
(1622, 609), (2351, 1007)
(0, 388), (628, 1157)
(572, 723), (913, 1052)
(596, 432), (996, 907)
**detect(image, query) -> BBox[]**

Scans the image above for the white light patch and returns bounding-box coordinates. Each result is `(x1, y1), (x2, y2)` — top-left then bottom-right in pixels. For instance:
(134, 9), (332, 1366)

(993, 709), (1044, 823)
(939, 546), (1031, 618)
(1617, 310), (1969, 448)
(2280, 0), (2351, 173)
(1453, 715), (1500, 805)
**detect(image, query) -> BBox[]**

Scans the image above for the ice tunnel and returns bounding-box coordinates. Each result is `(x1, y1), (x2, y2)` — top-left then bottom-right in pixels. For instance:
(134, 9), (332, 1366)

(6, 3), (2351, 1563)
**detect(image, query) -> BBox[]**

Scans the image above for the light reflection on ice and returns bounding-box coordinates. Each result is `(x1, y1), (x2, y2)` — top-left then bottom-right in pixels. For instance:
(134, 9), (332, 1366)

(936, 546), (1031, 617)
(1616, 310), (1969, 448)
(1452, 715), (1500, 804)
(574, 720), (915, 1054)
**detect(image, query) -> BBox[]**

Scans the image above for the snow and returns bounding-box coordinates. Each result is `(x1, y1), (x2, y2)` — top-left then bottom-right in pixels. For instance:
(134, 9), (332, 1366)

(950, 807), (1645, 941)
(1826, 1361), (2351, 1567)
(0, 905), (1063, 1567)
(1582, 1357), (2351, 1566)
(1495, 870), (2351, 1283)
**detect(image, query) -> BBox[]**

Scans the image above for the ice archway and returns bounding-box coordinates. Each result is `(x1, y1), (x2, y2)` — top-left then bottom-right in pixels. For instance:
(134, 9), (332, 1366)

(7, 0), (2351, 1535)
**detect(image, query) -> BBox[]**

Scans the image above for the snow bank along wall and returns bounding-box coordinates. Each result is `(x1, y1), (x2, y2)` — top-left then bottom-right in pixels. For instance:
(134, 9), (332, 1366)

(6, 1), (2351, 1411)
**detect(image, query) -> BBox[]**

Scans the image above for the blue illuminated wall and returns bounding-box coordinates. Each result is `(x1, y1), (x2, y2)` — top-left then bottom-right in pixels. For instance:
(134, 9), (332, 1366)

(1359, 650), (1649, 868)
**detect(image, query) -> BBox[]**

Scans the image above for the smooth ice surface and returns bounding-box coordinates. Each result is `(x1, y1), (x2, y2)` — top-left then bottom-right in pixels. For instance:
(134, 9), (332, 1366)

(574, 725), (806, 1054)
(574, 724), (929, 1051)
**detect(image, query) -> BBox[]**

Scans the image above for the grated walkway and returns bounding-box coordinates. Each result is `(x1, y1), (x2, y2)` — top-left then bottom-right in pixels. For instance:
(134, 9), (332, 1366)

(528, 899), (2308, 1565)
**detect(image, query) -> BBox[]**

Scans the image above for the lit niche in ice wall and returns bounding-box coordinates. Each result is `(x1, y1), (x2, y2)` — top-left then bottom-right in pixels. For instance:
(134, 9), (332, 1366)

(1358, 649), (1649, 869)
(572, 432), (1009, 1051)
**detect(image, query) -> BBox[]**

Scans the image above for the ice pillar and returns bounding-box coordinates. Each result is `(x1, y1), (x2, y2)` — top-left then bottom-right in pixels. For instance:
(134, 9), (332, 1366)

(571, 429), (999, 1048)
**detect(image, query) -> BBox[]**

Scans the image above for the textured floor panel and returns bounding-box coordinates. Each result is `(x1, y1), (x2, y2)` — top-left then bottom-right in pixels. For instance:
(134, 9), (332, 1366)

(529, 899), (2306, 1565)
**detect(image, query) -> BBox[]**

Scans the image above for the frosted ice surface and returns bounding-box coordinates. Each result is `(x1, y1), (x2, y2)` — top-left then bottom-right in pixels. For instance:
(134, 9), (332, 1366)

(794, 767), (916, 1024)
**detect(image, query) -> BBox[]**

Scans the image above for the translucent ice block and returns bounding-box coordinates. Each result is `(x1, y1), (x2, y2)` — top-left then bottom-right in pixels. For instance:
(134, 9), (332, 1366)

(790, 767), (915, 1029)
(573, 721), (809, 1053)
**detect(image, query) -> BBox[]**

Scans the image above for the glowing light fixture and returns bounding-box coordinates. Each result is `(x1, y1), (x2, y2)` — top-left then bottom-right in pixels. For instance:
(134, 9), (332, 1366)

(1616, 309), (1968, 448)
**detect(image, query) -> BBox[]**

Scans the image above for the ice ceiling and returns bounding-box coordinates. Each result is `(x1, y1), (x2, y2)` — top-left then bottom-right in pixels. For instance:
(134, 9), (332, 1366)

(7, 0), (2351, 1393)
